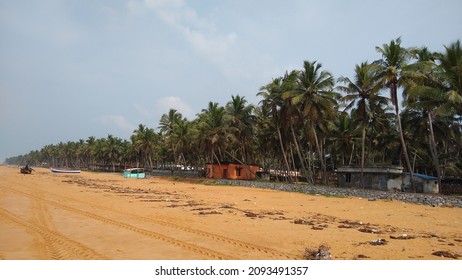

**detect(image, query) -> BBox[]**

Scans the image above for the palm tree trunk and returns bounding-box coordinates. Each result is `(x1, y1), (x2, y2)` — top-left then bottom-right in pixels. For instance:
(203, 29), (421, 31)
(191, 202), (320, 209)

(428, 111), (442, 189)
(213, 151), (224, 178)
(225, 150), (256, 177)
(360, 124), (366, 189)
(311, 123), (327, 185)
(210, 146), (214, 178)
(241, 140), (247, 163)
(276, 126), (292, 183)
(148, 155), (153, 171)
(392, 84), (415, 192)
(396, 110), (415, 191)
(307, 143), (314, 183)
(348, 143), (355, 165)
(443, 143), (448, 178)
(291, 123), (311, 182)
(289, 145), (298, 182)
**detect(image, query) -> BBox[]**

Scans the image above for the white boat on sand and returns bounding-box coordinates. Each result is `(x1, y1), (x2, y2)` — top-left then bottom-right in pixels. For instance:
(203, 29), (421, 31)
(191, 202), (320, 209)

(50, 168), (80, 174)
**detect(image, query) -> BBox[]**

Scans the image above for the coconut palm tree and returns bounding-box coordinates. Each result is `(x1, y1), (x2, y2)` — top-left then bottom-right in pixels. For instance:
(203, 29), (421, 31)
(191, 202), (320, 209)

(169, 118), (193, 168)
(104, 134), (123, 172)
(40, 144), (56, 167)
(225, 95), (256, 163)
(258, 76), (294, 182)
(159, 109), (185, 167)
(284, 60), (339, 184)
(375, 37), (416, 191)
(85, 136), (96, 169)
(131, 124), (157, 169)
(437, 40), (462, 177)
(159, 109), (183, 136)
(253, 104), (279, 171)
(328, 111), (360, 166)
(196, 102), (233, 177)
(338, 62), (386, 188)
(404, 41), (462, 186)
(439, 40), (462, 114)
(92, 138), (106, 169)
(403, 47), (443, 186)
(429, 40), (462, 178)
(280, 70), (315, 183)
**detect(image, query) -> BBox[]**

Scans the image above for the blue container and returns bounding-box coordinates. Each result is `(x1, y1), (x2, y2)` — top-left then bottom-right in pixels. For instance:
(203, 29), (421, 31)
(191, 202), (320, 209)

(123, 168), (146, 179)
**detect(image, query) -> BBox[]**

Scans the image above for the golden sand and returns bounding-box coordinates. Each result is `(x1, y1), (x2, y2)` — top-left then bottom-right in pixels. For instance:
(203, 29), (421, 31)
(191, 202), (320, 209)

(0, 166), (461, 260)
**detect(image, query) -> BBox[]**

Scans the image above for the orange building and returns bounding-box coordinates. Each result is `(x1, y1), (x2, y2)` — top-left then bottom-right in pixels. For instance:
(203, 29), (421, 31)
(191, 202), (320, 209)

(205, 163), (259, 180)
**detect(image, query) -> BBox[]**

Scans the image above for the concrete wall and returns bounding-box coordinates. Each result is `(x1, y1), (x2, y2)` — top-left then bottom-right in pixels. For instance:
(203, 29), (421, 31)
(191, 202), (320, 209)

(336, 166), (441, 194)
(441, 179), (462, 195)
(216, 179), (462, 208)
(150, 169), (201, 177)
(403, 175), (439, 194)
(337, 166), (404, 191)
(339, 172), (440, 194)
(424, 181), (439, 194)
(387, 176), (403, 191)
(337, 172), (401, 191)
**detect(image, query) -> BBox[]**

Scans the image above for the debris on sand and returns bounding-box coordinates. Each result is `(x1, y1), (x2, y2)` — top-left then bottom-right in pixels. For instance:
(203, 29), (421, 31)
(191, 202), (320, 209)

(369, 239), (388, 246)
(187, 200), (203, 207)
(293, 218), (314, 225)
(390, 233), (416, 240)
(338, 224), (353, 229)
(198, 210), (222, 215)
(192, 207), (213, 211)
(432, 251), (460, 259)
(261, 210), (284, 215)
(338, 219), (364, 227)
(219, 204), (235, 209)
(358, 227), (382, 234)
(303, 245), (332, 260)
(244, 211), (260, 218)
(311, 224), (328, 230)
(354, 254), (370, 259)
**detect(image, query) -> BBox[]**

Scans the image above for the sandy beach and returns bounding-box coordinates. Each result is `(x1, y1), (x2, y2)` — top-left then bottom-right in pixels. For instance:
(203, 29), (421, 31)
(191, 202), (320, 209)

(0, 165), (461, 260)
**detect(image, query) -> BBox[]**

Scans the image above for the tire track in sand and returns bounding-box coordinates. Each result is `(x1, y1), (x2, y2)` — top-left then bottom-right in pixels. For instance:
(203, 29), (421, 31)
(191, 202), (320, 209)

(0, 207), (108, 260)
(29, 187), (63, 259)
(9, 184), (297, 259)
(5, 187), (233, 260)
(2, 180), (65, 259)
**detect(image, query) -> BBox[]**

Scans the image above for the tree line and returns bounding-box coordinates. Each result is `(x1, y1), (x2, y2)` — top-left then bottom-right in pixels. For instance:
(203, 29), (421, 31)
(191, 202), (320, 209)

(5, 38), (462, 188)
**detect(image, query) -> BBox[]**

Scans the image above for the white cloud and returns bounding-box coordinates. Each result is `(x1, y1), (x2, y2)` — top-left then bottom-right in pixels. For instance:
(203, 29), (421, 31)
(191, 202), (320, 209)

(134, 103), (152, 119)
(100, 115), (135, 132)
(140, 0), (238, 73)
(127, 0), (145, 16)
(156, 96), (195, 120)
(182, 27), (237, 63)
(144, 0), (186, 26)
(129, 0), (278, 84)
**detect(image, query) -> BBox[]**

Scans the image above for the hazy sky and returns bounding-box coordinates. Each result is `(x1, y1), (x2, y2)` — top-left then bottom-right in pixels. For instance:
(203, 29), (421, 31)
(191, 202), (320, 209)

(1, 0), (461, 162)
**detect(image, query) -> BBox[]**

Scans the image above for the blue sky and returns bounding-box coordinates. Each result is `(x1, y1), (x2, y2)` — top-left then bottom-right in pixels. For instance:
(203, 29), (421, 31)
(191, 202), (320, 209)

(1, 0), (461, 162)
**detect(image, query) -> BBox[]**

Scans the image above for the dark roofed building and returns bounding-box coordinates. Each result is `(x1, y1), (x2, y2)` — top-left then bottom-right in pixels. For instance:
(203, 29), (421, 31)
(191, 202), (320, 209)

(337, 165), (403, 191)
(337, 165), (440, 193)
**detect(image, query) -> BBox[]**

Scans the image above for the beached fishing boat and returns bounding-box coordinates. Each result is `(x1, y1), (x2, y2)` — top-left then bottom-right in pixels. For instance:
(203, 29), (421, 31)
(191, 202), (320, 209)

(50, 168), (81, 174)
(20, 165), (33, 174)
(123, 168), (145, 179)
